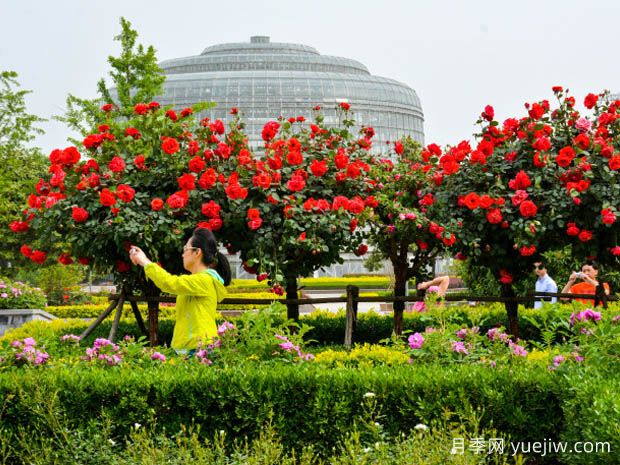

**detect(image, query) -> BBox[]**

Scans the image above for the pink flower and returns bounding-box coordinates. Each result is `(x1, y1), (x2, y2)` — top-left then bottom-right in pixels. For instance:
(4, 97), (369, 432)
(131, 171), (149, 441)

(451, 341), (469, 355)
(510, 342), (527, 357)
(456, 328), (468, 339)
(575, 117), (592, 133)
(408, 332), (425, 349)
(151, 352), (166, 362)
(553, 355), (565, 367)
(412, 301), (426, 312)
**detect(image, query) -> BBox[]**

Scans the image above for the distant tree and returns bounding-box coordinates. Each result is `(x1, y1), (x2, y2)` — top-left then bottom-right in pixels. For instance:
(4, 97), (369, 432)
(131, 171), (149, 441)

(0, 70), (47, 275)
(55, 17), (165, 144)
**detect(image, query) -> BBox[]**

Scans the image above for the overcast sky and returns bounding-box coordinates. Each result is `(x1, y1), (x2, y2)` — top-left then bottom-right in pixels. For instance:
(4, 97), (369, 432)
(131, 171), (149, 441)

(2, 0), (619, 154)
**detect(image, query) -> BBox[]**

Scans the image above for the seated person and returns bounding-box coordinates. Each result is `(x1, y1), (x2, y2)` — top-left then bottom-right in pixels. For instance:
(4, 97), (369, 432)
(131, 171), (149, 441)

(561, 260), (610, 306)
(417, 275), (450, 298)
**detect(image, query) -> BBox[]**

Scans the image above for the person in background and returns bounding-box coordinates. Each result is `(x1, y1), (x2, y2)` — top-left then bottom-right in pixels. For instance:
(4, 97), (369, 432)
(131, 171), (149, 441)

(417, 275), (450, 298)
(532, 260), (557, 309)
(561, 260), (610, 307)
(129, 227), (231, 354)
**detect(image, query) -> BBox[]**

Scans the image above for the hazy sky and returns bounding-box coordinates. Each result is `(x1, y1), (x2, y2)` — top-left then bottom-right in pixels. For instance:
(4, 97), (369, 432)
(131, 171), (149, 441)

(2, 0), (620, 154)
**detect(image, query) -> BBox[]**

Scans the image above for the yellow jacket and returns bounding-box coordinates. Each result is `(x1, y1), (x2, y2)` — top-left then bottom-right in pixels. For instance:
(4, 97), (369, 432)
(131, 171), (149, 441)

(144, 263), (227, 351)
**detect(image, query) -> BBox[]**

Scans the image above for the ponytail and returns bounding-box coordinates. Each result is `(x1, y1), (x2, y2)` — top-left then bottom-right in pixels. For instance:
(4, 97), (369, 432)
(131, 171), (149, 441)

(215, 252), (232, 286)
(190, 228), (232, 286)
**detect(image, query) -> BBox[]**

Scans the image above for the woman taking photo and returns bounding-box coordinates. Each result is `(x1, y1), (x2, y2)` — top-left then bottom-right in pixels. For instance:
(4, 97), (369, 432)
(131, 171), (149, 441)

(129, 228), (231, 354)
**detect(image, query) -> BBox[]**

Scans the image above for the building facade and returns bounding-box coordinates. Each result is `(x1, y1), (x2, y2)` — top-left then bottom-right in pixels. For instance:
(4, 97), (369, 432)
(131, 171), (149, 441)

(157, 36), (424, 149)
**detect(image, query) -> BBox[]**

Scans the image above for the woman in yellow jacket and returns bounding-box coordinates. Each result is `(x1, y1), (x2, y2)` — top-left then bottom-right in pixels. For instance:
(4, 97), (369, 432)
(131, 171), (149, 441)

(128, 228), (230, 354)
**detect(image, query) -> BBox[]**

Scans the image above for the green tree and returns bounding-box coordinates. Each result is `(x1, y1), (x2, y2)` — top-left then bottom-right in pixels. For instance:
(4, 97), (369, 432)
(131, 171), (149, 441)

(0, 70), (47, 275)
(56, 17), (165, 142)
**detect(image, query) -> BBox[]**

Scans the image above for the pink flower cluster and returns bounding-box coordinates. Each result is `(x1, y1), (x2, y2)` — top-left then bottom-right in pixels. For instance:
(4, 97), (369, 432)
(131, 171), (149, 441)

(11, 337), (49, 365)
(60, 334), (81, 343)
(274, 334), (314, 361)
(570, 308), (602, 325)
(82, 338), (122, 366)
(217, 321), (236, 336)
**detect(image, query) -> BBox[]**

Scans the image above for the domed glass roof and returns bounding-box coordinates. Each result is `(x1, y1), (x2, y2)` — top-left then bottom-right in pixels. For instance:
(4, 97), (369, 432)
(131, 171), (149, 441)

(157, 36), (424, 149)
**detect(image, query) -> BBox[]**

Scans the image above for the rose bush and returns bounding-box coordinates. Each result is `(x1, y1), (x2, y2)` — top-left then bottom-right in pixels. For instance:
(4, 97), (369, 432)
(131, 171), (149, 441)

(362, 136), (458, 333)
(434, 89), (620, 335)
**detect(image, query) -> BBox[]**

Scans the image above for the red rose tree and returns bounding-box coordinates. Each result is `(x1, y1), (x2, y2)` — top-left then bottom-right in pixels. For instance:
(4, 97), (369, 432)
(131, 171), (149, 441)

(363, 137), (458, 334)
(217, 105), (376, 320)
(434, 90), (620, 335)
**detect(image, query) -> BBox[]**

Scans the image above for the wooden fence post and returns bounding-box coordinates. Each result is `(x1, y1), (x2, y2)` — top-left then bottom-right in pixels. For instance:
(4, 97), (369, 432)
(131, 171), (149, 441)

(344, 285), (359, 348)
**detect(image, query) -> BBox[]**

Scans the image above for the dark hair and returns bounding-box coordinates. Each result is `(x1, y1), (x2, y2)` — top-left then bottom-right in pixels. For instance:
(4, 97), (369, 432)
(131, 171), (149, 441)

(190, 228), (231, 286)
(581, 259), (600, 271)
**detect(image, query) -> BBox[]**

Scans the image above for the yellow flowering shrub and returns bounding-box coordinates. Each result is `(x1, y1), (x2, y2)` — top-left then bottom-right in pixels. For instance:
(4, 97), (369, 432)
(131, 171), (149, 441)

(314, 343), (410, 368)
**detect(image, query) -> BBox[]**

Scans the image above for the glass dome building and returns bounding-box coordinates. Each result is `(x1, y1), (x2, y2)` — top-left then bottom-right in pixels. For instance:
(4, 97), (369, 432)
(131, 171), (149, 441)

(157, 36), (424, 149)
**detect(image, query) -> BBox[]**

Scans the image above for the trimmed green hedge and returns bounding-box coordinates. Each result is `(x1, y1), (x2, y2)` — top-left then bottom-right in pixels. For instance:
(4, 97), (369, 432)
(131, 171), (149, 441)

(0, 363), (617, 463)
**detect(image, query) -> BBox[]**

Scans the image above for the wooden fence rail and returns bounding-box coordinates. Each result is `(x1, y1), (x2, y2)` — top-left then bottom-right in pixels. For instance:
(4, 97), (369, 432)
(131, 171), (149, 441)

(82, 289), (615, 348)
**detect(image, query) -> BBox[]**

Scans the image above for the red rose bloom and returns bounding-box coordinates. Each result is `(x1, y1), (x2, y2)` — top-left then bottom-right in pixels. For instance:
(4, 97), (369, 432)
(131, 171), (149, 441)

(30, 250), (47, 265)
(165, 110), (178, 121)
(481, 105), (494, 121)
(151, 198), (164, 211)
(161, 137), (180, 155)
(486, 208), (503, 224)
(611, 246), (620, 256)
(116, 184), (135, 203)
(349, 218), (358, 232)
(83, 133), (104, 150)
(608, 156), (620, 170)
(394, 141), (404, 155)
(334, 150), (349, 170)
(261, 121), (280, 141)
(556, 147), (576, 167)
(108, 156), (126, 173)
(508, 170), (531, 190)
(247, 217), (263, 230)
(347, 197), (365, 215)
(71, 206), (89, 223)
(99, 188), (116, 207)
(578, 230), (593, 242)
(463, 192), (480, 210)
(499, 269), (513, 284)
(20, 245), (33, 258)
(286, 174), (306, 192)
(309, 159), (328, 177)
(584, 93), (598, 109)
(202, 201), (221, 218)
(602, 208), (616, 225)
(339, 102), (351, 111)
(181, 107), (193, 117)
(101, 103), (114, 112)
(519, 200), (538, 218)
(225, 183), (248, 200)
(133, 154), (146, 170)
(511, 190), (529, 206)
(519, 245), (537, 256)
(208, 217), (223, 231)
(125, 127), (141, 140)
(166, 191), (189, 209)
(58, 253), (73, 265)
(355, 244), (368, 256)
(134, 103), (148, 115)
(566, 222), (580, 236)
(9, 221), (29, 233)
(238, 149), (252, 165)
(287, 150), (303, 165)
(198, 168), (217, 190)
(178, 173), (196, 191)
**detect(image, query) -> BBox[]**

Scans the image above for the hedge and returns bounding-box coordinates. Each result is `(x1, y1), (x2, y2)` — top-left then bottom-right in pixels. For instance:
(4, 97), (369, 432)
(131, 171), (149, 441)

(0, 363), (616, 463)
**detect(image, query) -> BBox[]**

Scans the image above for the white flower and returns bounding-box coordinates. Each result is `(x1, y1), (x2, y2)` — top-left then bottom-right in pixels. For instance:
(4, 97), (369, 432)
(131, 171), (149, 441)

(107, 438), (116, 446)
(363, 392), (375, 398)
(134, 422), (142, 429)
(414, 423), (428, 432)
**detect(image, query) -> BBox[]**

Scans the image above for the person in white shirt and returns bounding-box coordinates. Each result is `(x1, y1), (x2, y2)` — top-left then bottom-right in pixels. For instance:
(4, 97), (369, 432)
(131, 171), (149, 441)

(533, 260), (557, 309)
